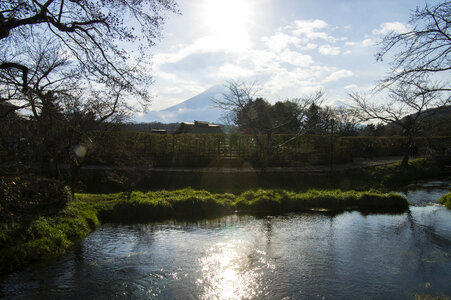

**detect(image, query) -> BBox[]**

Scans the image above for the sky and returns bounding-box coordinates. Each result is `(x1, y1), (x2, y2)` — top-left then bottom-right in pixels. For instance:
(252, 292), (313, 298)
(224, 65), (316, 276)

(144, 0), (441, 112)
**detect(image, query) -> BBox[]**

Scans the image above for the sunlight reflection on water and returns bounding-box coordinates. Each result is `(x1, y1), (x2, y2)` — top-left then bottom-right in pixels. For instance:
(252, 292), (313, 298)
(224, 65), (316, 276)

(197, 240), (272, 299)
(2, 191), (451, 299)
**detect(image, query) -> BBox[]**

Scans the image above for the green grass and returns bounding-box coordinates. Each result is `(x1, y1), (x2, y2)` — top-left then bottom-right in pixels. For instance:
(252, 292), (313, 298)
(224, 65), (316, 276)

(96, 188), (236, 222)
(326, 158), (443, 191)
(364, 158), (442, 188)
(439, 192), (451, 208)
(0, 187), (409, 275)
(94, 188), (408, 221)
(233, 189), (408, 213)
(0, 199), (100, 275)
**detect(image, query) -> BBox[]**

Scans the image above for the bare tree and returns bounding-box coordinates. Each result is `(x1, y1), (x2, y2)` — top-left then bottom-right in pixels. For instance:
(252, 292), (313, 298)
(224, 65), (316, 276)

(215, 79), (260, 125)
(0, 0), (178, 108)
(0, 38), (128, 190)
(376, 1), (451, 92)
(216, 80), (323, 170)
(331, 107), (360, 136)
(350, 80), (448, 166)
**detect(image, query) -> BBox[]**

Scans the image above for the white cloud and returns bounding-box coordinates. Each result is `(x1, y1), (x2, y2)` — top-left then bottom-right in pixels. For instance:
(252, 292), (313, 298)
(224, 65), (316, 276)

(262, 32), (303, 52)
(153, 30), (253, 67)
(362, 38), (375, 47)
(162, 86), (184, 94)
(344, 84), (358, 89)
(148, 16), (376, 110)
(344, 41), (358, 47)
(290, 19), (334, 42)
(318, 45), (340, 56)
(280, 50), (314, 67)
(302, 43), (318, 50)
(372, 22), (410, 35)
(216, 64), (255, 78)
(264, 69), (323, 96)
(323, 69), (354, 82)
(155, 71), (177, 80)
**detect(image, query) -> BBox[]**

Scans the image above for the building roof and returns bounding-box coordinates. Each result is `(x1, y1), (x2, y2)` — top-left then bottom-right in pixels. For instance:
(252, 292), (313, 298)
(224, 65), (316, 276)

(176, 121), (222, 134)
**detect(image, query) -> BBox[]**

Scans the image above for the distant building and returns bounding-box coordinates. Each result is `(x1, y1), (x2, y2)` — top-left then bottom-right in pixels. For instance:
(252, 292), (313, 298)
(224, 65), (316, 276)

(150, 129), (167, 134)
(175, 121), (222, 134)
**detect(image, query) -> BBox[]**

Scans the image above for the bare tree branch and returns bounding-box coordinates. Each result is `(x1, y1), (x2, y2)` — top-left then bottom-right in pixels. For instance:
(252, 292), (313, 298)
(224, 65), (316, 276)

(376, 1), (451, 93)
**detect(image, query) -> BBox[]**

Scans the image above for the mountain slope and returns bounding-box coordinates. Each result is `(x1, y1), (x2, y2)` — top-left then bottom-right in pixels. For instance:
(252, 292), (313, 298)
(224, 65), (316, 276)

(136, 85), (226, 123)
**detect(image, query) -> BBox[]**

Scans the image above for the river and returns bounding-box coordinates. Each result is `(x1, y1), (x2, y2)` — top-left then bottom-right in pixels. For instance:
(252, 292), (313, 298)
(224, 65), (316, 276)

(1, 181), (450, 299)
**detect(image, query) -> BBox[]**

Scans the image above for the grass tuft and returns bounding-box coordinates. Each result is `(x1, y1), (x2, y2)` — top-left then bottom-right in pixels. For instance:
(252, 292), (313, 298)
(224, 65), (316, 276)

(439, 192), (451, 209)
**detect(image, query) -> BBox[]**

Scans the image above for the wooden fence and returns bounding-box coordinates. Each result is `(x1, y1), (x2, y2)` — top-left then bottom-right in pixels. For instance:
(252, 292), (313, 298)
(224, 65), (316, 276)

(85, 132), (451, 167)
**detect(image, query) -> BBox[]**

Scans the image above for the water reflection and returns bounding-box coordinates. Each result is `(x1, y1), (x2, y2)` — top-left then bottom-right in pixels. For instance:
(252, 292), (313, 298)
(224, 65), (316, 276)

(397, 180), (450, 206)
(1, 207), (451, 299)
(197, 242), (267, 299)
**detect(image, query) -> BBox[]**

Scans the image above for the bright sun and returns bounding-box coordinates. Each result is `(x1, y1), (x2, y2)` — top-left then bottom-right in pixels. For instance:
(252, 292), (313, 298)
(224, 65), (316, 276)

(202, 0), (253, 52)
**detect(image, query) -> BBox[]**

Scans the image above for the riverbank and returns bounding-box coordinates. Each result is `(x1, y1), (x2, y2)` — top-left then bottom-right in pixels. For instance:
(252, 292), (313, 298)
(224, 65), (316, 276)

(0, 158), (444, 276)
(79, 157), (442, 193)
(440, 193), (451, 208)
(1, 188), (407, 275)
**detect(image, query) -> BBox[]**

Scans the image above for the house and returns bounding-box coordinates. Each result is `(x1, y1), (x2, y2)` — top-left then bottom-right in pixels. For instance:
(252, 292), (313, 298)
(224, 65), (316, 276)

(175, 121), (222, 134)
(150, 129), (167, 134)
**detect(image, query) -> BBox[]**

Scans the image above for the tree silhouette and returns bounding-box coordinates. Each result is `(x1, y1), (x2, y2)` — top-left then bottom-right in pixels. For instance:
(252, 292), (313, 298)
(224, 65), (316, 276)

(0, 0), (178, 106)
(350, 80), (447, 166)
(376, 1), (451, 93)
(216, 80), (323, 170)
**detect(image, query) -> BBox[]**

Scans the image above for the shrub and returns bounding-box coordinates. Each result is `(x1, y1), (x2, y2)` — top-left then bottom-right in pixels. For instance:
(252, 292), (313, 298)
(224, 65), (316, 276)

(1, 175), (72, 222)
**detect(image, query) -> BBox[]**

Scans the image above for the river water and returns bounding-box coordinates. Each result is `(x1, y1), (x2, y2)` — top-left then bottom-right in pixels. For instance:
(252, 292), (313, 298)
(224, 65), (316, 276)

(1, 181), (451, 299)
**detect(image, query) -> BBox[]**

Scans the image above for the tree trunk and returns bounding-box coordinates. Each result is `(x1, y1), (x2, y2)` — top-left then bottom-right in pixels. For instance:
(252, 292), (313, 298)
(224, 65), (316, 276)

(261, 133), (272, 172)
(401, 134), (414, 167)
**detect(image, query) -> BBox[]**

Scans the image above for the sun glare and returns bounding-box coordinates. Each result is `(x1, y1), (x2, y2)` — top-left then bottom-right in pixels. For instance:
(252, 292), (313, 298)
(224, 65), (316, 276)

(202, 0), (253, 52)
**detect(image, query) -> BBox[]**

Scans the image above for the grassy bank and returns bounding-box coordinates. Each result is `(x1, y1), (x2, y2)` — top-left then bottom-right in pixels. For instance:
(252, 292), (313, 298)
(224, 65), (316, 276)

(1, 158), (441, 275)
(439, 193), (451, 208)
(0, 199), (99, 275)
(355, 158), (442, 189)
(0, 188), (408, 275)
(96, 188), (408, 221)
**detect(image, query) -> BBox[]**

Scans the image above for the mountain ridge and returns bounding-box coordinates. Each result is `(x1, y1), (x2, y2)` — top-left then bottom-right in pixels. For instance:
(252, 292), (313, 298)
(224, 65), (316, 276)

(135, 85), (226, 123)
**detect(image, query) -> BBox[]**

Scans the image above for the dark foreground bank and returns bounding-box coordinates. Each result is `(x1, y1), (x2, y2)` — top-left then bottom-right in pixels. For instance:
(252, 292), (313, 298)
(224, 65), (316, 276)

(79, 158), (442, 193)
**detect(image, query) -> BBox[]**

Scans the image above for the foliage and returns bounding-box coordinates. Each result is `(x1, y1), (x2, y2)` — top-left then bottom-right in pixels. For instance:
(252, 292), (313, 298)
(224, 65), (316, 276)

(304, 103), (333, 134)
(236, 98), (303, 134)
(0, 198), (99, 274)
(0, 175), (71, 222)
(439, 192), (451, 208)
(215, 80), (324, 169)
(0, 0), (178, 187)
